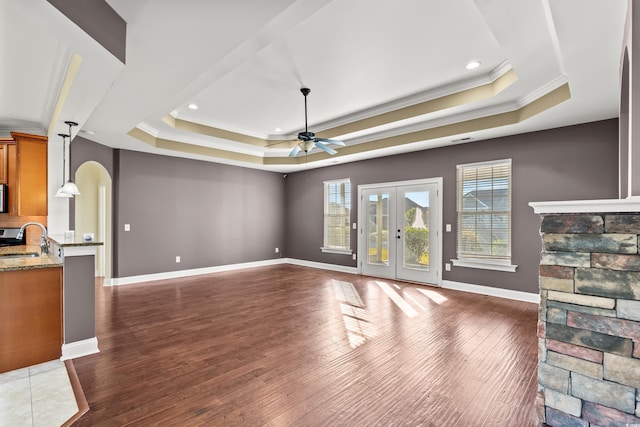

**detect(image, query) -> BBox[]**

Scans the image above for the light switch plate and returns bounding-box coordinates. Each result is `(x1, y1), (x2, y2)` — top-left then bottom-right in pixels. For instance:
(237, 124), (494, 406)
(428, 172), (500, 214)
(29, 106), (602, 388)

(124, 224), (131, 231)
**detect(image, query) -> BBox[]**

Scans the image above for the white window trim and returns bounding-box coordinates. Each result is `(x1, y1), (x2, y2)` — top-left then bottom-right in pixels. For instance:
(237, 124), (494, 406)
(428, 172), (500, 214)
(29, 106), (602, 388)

(323, 178), (351, 253)
(320, 247), (353, 255)
(454, 158), (514, 271)
(451, 258), (518, 272)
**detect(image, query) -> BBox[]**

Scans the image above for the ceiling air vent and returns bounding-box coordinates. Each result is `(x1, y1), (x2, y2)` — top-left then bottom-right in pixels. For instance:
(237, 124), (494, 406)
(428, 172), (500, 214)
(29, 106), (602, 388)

(452, 136), (473, 143)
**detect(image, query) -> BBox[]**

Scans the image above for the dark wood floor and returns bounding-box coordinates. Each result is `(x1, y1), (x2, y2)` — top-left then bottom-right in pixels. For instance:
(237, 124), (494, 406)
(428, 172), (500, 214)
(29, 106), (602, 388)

(72, 264), (540, 426)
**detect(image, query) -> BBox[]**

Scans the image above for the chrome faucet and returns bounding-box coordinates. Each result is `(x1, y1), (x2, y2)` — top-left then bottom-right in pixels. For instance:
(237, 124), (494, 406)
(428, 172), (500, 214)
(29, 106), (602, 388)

(16, 222), (49, 255)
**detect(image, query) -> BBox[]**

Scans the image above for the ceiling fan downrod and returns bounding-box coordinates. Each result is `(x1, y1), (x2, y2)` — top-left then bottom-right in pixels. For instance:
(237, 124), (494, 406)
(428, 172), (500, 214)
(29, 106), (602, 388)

(300, 87), (312, 140)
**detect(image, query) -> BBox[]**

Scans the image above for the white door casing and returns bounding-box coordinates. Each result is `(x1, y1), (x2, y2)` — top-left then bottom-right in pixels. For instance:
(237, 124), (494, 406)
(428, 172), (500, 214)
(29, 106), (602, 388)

(358, 178), (442, 285)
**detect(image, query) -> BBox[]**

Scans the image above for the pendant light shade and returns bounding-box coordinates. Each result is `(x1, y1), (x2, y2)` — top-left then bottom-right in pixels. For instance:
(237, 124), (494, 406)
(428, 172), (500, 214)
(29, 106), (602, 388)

(61, 181), (81, 196)
(54, 120), (80, 197)
(55, 186), (73, 198)
(54, 132), (71, 198)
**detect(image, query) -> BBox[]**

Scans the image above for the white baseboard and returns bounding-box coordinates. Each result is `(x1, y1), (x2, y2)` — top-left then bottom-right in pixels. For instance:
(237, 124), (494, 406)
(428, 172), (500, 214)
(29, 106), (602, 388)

(442, 280), (540, 304)
(105, 259), (537, 304)
(286, 258), (358, 274)
(61, 337), (100, 360)
(107, 258), (288, 286)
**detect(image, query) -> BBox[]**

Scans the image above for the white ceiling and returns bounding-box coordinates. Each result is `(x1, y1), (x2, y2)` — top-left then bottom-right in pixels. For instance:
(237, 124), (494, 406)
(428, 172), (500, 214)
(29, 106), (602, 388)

(0, 0), (628, 172)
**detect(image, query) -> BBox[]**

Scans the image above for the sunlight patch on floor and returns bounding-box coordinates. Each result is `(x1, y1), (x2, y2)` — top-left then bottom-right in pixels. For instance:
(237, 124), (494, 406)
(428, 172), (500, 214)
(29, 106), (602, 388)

(403, 291), (427, 312)
(416, 288), (448, 304)
(332, 280), (377, 348)
(375, 281), (418, 318)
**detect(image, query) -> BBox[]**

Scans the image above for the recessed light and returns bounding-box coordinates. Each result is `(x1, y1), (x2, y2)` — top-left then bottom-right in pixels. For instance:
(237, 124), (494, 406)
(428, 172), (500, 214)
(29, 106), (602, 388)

(188, 103), (199, 110)
(273, 127), (282, 132)
(466, 61), (481, 70)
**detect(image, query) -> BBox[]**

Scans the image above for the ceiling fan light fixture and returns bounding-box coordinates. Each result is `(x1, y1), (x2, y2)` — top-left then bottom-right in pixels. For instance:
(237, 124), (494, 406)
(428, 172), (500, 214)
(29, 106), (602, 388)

(289, 87), (344, 157)
(299, 140), (315, 152)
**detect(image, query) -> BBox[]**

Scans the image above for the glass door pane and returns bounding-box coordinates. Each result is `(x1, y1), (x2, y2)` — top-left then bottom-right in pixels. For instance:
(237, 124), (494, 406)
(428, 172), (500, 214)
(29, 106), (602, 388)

(367, 193), (389, 266)
(402, 190), (430, 271)
(396, 182), (439, 284)
(361, 188), (396, 279)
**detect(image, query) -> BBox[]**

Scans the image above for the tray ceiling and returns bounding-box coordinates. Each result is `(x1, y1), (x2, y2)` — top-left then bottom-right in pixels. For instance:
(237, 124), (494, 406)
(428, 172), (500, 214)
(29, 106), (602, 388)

(0, 0), (628, 172)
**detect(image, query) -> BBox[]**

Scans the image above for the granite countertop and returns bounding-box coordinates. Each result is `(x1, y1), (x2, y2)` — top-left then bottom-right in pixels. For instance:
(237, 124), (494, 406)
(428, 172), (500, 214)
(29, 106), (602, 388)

(48, 234), (104, 247)
(0, 245), (63, 272)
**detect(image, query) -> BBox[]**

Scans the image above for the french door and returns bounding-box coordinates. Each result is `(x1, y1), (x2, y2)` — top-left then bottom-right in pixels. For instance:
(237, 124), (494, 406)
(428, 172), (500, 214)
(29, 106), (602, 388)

(358, 178), (442, 285)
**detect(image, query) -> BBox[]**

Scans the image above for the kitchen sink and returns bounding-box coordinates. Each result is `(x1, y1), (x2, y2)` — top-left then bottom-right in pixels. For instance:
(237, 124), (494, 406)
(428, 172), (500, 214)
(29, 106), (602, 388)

(0, 252), (39, 259)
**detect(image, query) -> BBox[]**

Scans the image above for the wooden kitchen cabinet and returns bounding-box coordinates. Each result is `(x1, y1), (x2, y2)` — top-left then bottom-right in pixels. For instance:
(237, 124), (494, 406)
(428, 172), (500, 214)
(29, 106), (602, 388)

(6, 143), (16, 215)
(0, 144), (6, 184)
(0, 267), (63, 373)
(0, 139), (15, 186)
(10, 132), (48, 216)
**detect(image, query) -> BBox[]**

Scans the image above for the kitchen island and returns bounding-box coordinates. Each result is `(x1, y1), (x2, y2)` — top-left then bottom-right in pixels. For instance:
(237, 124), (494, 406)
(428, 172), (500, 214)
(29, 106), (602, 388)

(0, 235), (103, 373)
(0, 246), (63, 373)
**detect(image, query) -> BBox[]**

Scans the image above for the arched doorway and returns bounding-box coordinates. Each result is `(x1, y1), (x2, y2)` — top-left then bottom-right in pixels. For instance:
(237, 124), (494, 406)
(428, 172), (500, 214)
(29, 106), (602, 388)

(74, 161), (112, 280)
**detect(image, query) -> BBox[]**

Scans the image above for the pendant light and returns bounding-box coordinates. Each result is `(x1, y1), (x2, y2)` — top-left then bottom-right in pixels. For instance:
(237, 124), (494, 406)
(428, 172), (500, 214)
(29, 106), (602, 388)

(54, 132), (72, 198)
(60, 121), (80, 196)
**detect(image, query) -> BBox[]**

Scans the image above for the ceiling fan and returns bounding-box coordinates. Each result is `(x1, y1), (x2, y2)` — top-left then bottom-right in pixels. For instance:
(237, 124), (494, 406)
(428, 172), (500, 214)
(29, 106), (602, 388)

(289, 88), (345, 157)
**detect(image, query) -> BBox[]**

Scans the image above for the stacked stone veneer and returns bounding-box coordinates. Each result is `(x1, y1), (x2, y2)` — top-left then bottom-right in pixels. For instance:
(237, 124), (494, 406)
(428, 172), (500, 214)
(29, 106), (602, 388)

(538, 213), (640, 426)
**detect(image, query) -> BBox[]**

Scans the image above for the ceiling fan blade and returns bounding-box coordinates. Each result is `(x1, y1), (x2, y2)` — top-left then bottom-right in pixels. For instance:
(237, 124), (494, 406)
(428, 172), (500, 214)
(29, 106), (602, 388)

(289, 145), (301, 157)
(265, 138), (297, 148)
(314, 141), (337, 155)
(315, 138), (345, 146)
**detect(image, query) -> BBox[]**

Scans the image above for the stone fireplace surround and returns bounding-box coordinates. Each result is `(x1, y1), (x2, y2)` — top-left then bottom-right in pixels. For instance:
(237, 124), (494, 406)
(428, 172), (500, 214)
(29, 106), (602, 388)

(531, 199), (640, 426)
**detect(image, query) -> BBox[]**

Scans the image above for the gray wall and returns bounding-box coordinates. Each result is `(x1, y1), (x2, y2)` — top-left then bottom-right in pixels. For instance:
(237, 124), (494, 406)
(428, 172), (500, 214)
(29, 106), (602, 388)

(47, 0), (126, 63)
(71, 119), (618, 292)
(113, 150), (286, 278)
(63, 255), (96, 343)
(284, 119), (619, 294)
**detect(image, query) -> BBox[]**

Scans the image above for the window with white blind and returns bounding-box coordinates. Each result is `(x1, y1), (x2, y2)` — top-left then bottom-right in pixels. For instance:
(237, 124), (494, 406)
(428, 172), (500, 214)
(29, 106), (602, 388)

(322, 179), (352, 254)
(452, 159), (517, 272)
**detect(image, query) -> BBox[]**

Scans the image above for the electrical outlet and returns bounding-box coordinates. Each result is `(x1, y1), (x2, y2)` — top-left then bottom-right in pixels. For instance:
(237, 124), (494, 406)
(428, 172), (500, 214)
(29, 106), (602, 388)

(176, 256), (181, 263)
(352, 253), (357, 260)
(275, 247), (279, 254)
(352, 222), (357, 229)
(445, 263), (451, 271)
(124, 224), (131, 231)
(445, 224), (452, 232)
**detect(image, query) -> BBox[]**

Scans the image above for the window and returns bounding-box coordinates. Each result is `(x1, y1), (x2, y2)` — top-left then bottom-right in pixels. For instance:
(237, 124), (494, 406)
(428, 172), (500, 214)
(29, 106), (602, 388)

(323, 179), (351, 254)
(453, 159), (516, 272)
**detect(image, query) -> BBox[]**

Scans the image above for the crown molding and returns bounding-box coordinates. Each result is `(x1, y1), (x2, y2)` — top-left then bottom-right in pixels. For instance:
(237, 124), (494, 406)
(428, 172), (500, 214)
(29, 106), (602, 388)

(129, 81), (570, 170)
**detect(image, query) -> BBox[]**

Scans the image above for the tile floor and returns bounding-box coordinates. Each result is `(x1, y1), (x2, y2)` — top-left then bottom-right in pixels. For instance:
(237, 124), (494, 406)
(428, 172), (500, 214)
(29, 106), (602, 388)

(0, 360), (78, 427)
